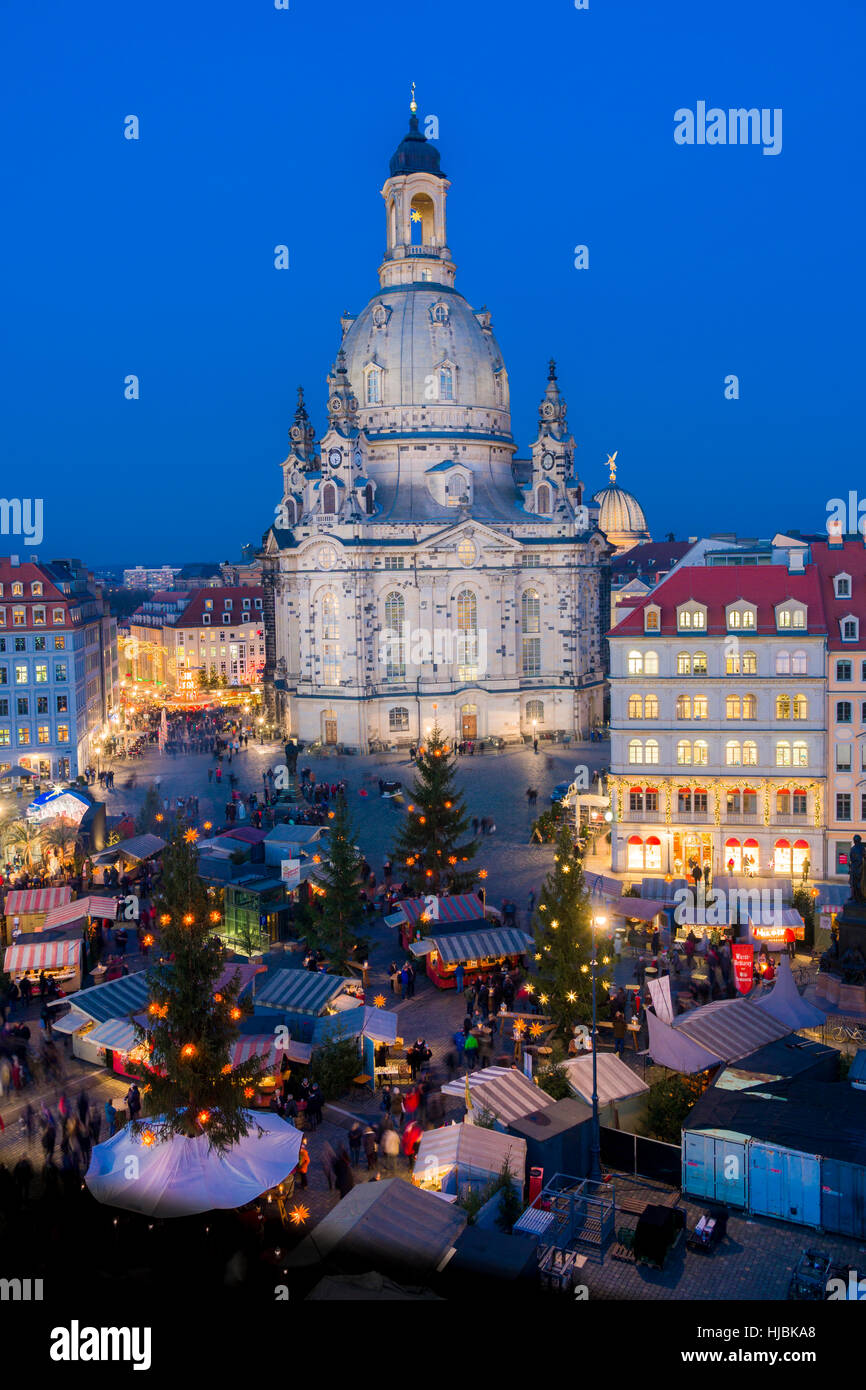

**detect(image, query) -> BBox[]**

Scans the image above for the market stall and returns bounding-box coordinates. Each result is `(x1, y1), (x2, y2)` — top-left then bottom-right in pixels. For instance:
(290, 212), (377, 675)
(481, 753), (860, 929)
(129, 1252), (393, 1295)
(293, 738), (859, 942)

(385, 893), (498, 952)
(229, 1033), (313, 1108)
(408, 926), (531, 990)
(310, 1004), (400, 1085)
(90, 833), (166, 884)
(747, 907), (805, 954)
(252, 966), (357, 1032)
(4, 935), (83, 994)
(414, 1123), (527, 1197)
(4, 886), (73, 936)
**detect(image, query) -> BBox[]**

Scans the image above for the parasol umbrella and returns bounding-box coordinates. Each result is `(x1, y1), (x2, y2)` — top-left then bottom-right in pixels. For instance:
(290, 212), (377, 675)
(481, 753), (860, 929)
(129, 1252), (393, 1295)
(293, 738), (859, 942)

(85, 1112), (303, 1217)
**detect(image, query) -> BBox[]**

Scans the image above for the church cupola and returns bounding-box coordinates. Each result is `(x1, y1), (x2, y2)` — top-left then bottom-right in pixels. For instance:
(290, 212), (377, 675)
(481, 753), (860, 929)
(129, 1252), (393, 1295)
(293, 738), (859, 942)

(288, 385), (317, 468)
(379, 89), (456, 290)
(326, 348), (360, 432)
(524, 360), (582, 516)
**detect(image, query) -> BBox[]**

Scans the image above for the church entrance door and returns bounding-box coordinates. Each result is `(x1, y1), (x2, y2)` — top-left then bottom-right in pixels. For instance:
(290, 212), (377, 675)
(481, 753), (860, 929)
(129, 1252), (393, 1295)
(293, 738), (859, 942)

(461, 707), (477, 740)
(323, 716), (337, 745)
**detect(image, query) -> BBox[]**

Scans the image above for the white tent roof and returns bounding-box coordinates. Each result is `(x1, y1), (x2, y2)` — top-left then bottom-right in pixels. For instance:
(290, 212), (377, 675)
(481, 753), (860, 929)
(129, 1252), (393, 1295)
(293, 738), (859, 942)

(647, 996), (791, 1074)
(414, 1123), (526, 1180)
(562, 1052), (650, 1107)
(440, 1066), (552, 1125)
(85, 1112), (303, 1216)
(753, 953), (827, 1030)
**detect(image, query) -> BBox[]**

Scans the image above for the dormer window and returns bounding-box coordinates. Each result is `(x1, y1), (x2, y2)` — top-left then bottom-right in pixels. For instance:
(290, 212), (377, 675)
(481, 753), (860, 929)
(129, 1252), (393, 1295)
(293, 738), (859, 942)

(776, 601), (806, 630)
(677, 604), (707, 631)
(841, 615), (859, 642)
(644, 606), (660, 633)
(834, 574), (851, 599)
(205, 598), (213, 611)
(31, 582), (43, 597)
(364, 363), (383, 405)
(726, 604), (756, 630)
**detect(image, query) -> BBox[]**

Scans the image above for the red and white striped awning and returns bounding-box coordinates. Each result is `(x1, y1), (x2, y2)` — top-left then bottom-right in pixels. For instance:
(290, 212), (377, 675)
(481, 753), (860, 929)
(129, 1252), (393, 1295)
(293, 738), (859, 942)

(4, 887), (73, 917)
(4, 938), (82, 973)
(42, 896), (119, 930)
(229, 1035), (312, 1068)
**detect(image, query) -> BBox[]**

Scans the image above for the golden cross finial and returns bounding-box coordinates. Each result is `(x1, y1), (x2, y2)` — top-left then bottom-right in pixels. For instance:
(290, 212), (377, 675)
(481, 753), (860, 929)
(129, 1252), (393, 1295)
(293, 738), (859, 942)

(606, 450), (618, 484)
(410, 81), (417, 114)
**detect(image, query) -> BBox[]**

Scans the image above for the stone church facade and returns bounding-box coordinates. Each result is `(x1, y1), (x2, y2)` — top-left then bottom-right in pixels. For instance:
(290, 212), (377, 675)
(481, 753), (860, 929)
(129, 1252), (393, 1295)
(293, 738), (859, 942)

(261, 104), (611, 750)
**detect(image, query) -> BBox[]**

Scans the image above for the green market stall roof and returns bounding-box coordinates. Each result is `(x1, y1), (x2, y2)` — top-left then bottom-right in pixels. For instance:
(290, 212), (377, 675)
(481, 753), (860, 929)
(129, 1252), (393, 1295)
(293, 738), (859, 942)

(408, 926), (531, 965)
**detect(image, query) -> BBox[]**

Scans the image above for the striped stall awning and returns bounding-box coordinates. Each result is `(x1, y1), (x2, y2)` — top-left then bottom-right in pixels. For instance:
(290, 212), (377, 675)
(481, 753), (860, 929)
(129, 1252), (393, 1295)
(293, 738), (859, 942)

(88, 1018), (140, 1053)
(54, 970), (152, 1024)
(254, 968), (350, 1015)
(394, 894), (486, 927)
(229, 1034), (313, 1068)
(43, 896), (119, 930)
(4, 938), (81, 973)
(50, 1007), (92, 1036)
(4, 887), (73, 916)
(410, 927), (532, 966)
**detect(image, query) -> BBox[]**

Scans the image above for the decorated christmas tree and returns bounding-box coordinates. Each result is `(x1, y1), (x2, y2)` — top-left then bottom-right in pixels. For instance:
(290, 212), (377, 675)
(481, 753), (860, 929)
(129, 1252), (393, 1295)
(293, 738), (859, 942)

(393, 726), (478, 894)
(309, 794), (366, 974)
(532, 826), (610, 1033)
(129, 821), (263, 1152)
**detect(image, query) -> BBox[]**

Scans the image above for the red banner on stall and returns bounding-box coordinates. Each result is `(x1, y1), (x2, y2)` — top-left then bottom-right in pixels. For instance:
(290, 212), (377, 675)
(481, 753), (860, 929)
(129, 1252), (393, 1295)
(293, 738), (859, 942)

(732, 942), (754, 995)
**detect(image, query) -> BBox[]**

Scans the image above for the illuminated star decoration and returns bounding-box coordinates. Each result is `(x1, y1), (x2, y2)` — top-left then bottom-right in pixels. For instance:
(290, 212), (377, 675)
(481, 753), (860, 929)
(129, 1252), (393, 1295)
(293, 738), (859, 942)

(513, 1018), (526, 1035)
(289, 1204), (310, 1226)
(411, 208), (422, 223)
(184, 828), (199, 844)
(373, 994), (387, 1008)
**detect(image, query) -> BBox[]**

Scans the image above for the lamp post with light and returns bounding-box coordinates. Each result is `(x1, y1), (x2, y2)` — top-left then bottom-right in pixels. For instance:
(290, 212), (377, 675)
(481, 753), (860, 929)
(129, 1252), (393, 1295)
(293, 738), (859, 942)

(590, 910), (607, 1183)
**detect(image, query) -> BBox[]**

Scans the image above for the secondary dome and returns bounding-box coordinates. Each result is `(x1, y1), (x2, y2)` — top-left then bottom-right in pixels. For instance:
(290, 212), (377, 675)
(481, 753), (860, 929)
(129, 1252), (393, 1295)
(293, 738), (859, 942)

(592, 456), (650, 552)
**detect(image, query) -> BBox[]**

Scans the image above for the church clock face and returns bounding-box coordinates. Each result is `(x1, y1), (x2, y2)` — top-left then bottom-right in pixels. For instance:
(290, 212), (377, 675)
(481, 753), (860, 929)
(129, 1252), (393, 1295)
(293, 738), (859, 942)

(329, 396), (342, 414)
(290, 426), (302, 442)
(542, 452), (555, 471)
(328, 449), (342, 469)
(317, 545), (337, 570)
(542, 403), (555, 419)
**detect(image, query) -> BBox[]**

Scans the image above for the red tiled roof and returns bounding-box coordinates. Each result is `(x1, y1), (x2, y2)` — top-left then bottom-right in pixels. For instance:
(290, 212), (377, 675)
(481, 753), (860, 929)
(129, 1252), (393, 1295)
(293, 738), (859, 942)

(608, 564), (828, 638)
(175, 587), (264, 628)
(810, 540), (866, 651)
(610, 541), (692, 575)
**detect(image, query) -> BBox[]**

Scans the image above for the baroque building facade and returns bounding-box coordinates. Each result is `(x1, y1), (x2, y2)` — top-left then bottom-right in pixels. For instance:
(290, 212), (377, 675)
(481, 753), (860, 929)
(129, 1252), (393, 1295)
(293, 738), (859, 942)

(261, 105), (610, 750)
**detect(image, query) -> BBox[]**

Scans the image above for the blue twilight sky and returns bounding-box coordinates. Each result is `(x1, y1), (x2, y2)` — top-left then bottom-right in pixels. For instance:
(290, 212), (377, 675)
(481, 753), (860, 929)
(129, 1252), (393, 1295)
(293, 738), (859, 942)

(1, 0), (863, 565)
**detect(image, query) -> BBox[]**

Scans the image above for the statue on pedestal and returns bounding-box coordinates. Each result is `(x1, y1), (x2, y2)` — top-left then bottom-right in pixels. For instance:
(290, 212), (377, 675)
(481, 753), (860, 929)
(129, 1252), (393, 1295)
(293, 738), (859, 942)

(850, 834), (866, 903)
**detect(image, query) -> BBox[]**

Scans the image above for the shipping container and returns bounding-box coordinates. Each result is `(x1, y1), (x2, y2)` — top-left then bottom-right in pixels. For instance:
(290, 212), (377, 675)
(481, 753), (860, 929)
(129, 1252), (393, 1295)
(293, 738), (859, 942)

(748, 1142), (820, 1227)
(821, 1157), (866, 1240)
(682, 1129), (749, 1208)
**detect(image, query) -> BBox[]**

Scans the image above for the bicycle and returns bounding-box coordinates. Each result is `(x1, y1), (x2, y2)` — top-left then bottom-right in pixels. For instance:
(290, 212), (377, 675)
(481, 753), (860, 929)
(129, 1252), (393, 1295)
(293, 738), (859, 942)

(829, 1021), (865, 1045)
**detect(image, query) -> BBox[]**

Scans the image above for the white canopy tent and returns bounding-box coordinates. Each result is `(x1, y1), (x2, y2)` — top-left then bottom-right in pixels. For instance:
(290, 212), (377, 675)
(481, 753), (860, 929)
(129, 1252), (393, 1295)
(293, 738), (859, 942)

(85, 1112), (303, 1217)
(754, 953), (827, 1030)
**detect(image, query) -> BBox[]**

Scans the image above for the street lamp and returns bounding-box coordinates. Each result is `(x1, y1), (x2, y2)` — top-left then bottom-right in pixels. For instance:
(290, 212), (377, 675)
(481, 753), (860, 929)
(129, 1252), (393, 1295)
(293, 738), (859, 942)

(589, 911), (607, 1183)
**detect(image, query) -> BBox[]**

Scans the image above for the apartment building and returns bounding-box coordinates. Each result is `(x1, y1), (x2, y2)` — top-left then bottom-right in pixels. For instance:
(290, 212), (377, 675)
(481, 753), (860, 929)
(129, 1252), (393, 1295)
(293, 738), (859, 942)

(608, 561), (827, 879)
(123, 588), (266, 691)
(122, 565), (181, 590)
(0, 556), (118, 779)
(811, 538), (866, 878)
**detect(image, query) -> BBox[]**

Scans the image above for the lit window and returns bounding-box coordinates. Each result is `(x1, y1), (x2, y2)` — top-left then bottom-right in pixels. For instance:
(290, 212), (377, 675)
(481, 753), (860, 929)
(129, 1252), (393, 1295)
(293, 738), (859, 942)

(17, 726), (29, 745)
(743, 741), (757, 765)
(776, 740), (792, 766)
(628, 695), (643, 719)
(34, 663), (47, 683)
(57, 724), (69, 742)
(627, 650), (643, 676)
(726, 740), (741, 766)
(676, 653), (691, 676)
(12, 608), (24, 626)
(37, 725), (50, 744)
(456, 589), (478, 681)
(389, 707), (409, 731)
(52, 608), (64, 624)
(15, 664), (27, 684)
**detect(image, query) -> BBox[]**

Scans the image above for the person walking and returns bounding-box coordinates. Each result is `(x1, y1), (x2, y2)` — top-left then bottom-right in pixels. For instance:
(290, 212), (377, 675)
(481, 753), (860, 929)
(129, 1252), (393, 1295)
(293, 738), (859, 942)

(125, 1082), (141, 1125)
(612, 1012), (627, 1057)
(104, 1098), (117, 1137)
(362, 1125), (378, 1173)
(454, 962), (465, 995)
(334, 1146), (354, 1199)
(464, 1029), (480, 1070)
(380, 1124), (400, 1175)
(348, 1121), (363, 1167)
(389, 1085), (404, 1129)
(320, 1139), (337, 1190)
(295, 1138), (310, 1189)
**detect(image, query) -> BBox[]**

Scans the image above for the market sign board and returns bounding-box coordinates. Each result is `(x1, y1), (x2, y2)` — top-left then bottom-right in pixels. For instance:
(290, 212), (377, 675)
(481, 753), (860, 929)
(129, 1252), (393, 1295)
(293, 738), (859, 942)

(280, 859), (301, 890)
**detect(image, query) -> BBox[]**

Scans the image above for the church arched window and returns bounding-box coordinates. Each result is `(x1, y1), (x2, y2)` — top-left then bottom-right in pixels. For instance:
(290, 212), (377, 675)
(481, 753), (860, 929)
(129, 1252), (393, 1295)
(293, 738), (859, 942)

(321, 591), (340, 685)
(439, 365), (454, 401)
(526, 699), (544, 724)
(456, 589), (478, 680)
(321, 482), (337, 515)
(536, 485), (551, 514)
(521, 588), (541, 676)
(383, 592), (405, 680)
(365, 366), (383, 405)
